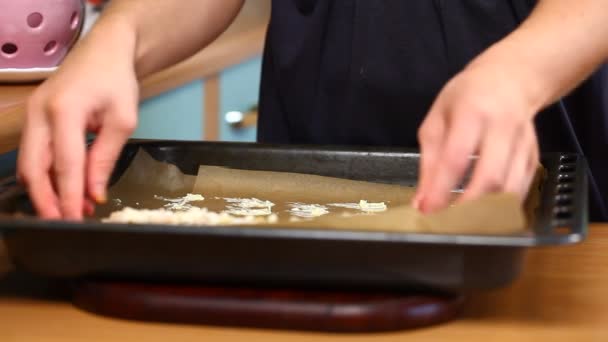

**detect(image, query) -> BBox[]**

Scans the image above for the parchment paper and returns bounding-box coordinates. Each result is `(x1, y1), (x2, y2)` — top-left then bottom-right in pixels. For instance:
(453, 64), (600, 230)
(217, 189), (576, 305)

(194, 165), (416, 204)
(99, 149), (540, 235)
(95, 150), (196, 218)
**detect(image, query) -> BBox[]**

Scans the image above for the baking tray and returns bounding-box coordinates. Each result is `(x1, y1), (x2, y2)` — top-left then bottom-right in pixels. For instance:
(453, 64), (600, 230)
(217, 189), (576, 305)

(0, 140), (589, 292)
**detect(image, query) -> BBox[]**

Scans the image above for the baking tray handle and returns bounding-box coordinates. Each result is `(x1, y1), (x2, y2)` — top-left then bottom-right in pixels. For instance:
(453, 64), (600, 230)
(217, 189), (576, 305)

(535, 153), (589, 245)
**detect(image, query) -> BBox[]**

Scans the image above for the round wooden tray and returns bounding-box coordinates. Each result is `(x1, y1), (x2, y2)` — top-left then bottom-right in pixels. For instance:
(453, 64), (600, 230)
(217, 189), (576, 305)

(73, 281), (465, 333)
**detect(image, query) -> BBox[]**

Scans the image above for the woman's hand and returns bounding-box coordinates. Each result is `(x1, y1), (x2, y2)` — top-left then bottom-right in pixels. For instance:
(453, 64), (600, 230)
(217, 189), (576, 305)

(17, 0), (244, 220)
(413, 49), (541, 213)
(17, 21), (139, 220)
(414, 0), (608, 214)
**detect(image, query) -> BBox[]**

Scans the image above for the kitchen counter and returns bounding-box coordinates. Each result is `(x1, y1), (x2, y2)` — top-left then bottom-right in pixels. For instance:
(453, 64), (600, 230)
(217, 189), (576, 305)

(0, 225), (606, 341)
(0, 1), (269, 154)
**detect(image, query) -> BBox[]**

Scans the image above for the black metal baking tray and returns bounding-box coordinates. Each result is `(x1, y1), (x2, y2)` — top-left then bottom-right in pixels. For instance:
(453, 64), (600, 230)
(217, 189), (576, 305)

(0, 140), (588, 292)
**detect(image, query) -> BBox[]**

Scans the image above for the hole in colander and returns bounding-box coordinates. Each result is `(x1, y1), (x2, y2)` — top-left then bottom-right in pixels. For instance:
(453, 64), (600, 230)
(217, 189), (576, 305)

(27, 12), (43, 28)
(1, 43), (18, 56)
(43, 41), (58, 55)
(70, 11), (80, 30)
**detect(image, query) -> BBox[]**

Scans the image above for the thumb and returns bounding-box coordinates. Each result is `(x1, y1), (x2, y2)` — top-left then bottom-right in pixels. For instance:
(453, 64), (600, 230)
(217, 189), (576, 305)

(87, 109), (137, 203)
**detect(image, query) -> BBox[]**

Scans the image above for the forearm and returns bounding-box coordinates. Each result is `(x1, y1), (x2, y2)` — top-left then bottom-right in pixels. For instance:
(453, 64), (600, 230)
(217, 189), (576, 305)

(469, 0), (608, 111)
(89, 0), (244, 78)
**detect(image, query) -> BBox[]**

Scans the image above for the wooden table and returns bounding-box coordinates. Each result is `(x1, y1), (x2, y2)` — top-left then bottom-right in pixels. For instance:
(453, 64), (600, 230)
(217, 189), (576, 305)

(0, 225), (606, 341)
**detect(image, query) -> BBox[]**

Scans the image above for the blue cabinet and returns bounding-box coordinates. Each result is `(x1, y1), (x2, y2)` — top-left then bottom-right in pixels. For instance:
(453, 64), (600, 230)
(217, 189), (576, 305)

(133, 80), (204, 140)
(132, 57), (262, 142)
(219, 57), (262, 142)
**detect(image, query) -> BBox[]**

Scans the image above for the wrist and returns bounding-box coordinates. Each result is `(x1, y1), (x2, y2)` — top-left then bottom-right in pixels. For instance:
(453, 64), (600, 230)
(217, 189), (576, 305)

(81, 10), (138, 72)
(466, 37), (554, 117)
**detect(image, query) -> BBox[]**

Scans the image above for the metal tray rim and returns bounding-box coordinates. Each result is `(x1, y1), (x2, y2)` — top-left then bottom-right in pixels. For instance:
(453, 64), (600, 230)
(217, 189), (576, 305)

(0, 216), (585, 248)
(0, 140), (589, 248)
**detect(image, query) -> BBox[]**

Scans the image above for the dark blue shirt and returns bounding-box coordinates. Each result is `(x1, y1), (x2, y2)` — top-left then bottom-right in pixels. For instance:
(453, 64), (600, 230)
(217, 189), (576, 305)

(257, 0), (608, 221)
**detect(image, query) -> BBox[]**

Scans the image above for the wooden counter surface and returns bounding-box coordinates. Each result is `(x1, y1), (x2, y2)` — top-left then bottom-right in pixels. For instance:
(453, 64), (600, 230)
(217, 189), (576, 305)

(0, 1), (269, 154)
(0, 225), (606, 341)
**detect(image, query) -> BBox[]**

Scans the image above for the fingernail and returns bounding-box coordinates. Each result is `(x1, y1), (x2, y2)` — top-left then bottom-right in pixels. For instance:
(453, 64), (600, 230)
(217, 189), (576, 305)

(411, 195), (421, 210)
(94, 184), (107, 204)
(418, 198), (432, 214)
(64, 212), (82, 221)
(44, 200), (62, 220)
(95, 193), (107, 205)
(46, 208), (62, 220)
(59, 200), (83, 221)
(84, 200), (96, 217)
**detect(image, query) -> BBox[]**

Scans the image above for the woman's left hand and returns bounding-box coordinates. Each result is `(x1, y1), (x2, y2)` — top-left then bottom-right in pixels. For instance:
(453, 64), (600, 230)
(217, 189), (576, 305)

(413, 50), (542, 213)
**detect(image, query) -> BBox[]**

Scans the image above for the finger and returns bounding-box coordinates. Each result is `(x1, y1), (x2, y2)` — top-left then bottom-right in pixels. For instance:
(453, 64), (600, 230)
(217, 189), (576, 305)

(17, 101), (61, 219)
(458, 123), (518, 204)
(83, 198), (96, 217)
(503, 124), (537, 200)
(525, 147), (541, 199)
(87, 104), (137, 204)
(22, 162), (61, 219)
(420, 113), (482, 213)
(51, 106), (87, 220)
(413, 110), (446, 209)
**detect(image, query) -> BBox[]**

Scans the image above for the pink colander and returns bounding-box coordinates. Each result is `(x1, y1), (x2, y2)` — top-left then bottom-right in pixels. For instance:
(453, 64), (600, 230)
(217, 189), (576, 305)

(0, 0), (85, 69)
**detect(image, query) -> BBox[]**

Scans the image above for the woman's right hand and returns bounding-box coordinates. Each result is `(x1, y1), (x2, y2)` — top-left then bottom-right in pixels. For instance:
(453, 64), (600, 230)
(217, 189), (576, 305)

(17, 22), (139, 220)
